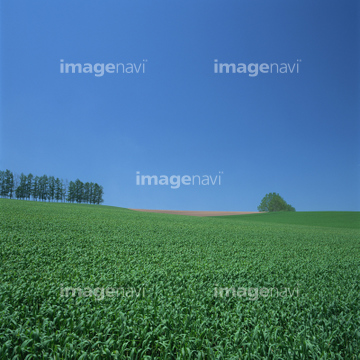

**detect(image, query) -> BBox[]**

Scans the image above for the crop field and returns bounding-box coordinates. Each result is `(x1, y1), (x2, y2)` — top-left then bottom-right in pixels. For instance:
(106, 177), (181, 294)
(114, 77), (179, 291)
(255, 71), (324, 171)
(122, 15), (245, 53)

(1, 199), (360, 359)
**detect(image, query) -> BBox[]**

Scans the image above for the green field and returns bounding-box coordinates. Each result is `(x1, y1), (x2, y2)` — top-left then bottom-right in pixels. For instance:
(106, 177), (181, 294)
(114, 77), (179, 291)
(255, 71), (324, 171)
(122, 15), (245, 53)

(216, 211), (360, 229)
(1, 199), (359, 359)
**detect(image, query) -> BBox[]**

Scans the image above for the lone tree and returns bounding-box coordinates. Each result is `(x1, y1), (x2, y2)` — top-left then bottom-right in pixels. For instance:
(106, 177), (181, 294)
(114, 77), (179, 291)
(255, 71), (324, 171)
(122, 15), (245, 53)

(258, 192), (295, 212)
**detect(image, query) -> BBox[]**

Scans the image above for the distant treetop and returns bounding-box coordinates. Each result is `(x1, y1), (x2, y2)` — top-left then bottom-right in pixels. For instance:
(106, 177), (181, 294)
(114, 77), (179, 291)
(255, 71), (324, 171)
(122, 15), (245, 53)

(258, 192), (295, 212)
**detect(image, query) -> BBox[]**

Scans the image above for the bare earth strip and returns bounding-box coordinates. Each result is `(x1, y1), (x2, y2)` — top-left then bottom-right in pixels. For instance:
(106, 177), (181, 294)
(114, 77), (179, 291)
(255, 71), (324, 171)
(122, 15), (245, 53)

(129, 209), (260, 217)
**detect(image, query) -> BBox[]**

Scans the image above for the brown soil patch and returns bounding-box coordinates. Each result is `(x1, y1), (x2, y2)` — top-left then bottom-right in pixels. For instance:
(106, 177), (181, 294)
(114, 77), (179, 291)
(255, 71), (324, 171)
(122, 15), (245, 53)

(129, 209), (260, 217)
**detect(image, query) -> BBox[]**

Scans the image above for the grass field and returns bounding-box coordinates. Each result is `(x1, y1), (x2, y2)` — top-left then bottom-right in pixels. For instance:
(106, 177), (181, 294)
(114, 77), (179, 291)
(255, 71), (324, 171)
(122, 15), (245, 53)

(1, 199), (360, 359)
(216, 211), (360, 229)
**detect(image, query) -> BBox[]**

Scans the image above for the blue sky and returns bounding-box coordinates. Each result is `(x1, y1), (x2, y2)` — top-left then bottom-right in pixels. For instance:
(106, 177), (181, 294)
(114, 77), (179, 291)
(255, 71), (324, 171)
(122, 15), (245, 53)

(1, 0), (359, 211)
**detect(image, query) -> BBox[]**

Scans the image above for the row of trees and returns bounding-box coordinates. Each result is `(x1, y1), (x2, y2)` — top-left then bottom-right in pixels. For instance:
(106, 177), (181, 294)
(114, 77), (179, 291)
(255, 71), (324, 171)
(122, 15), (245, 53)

(0, 169), (104, 204)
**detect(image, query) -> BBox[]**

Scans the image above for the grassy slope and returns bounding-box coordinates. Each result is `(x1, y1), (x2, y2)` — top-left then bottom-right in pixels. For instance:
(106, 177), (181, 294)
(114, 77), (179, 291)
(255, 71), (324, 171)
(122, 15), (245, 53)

(1, 199), (360, 359)
(215, 211), (360, 229)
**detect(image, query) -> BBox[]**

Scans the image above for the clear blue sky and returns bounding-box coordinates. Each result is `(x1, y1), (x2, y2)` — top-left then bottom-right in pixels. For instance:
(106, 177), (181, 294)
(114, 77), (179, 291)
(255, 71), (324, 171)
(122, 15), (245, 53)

(1, 0), (359, 211)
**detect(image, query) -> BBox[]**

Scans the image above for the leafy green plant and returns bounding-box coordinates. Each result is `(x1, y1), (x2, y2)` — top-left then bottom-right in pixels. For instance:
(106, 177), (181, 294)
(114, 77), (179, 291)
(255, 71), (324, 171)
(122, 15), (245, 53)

(0, 199), (359, 359)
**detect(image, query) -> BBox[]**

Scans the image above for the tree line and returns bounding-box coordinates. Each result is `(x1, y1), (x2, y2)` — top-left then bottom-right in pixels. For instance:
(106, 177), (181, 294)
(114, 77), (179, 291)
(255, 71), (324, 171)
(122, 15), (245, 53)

(0, 169), (104, 204)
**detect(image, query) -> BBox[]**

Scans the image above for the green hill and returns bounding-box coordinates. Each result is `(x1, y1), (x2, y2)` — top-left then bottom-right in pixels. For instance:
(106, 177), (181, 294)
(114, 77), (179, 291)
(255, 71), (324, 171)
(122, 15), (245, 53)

(216, 211), (360, 229)
(1, 199), (359, 359)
